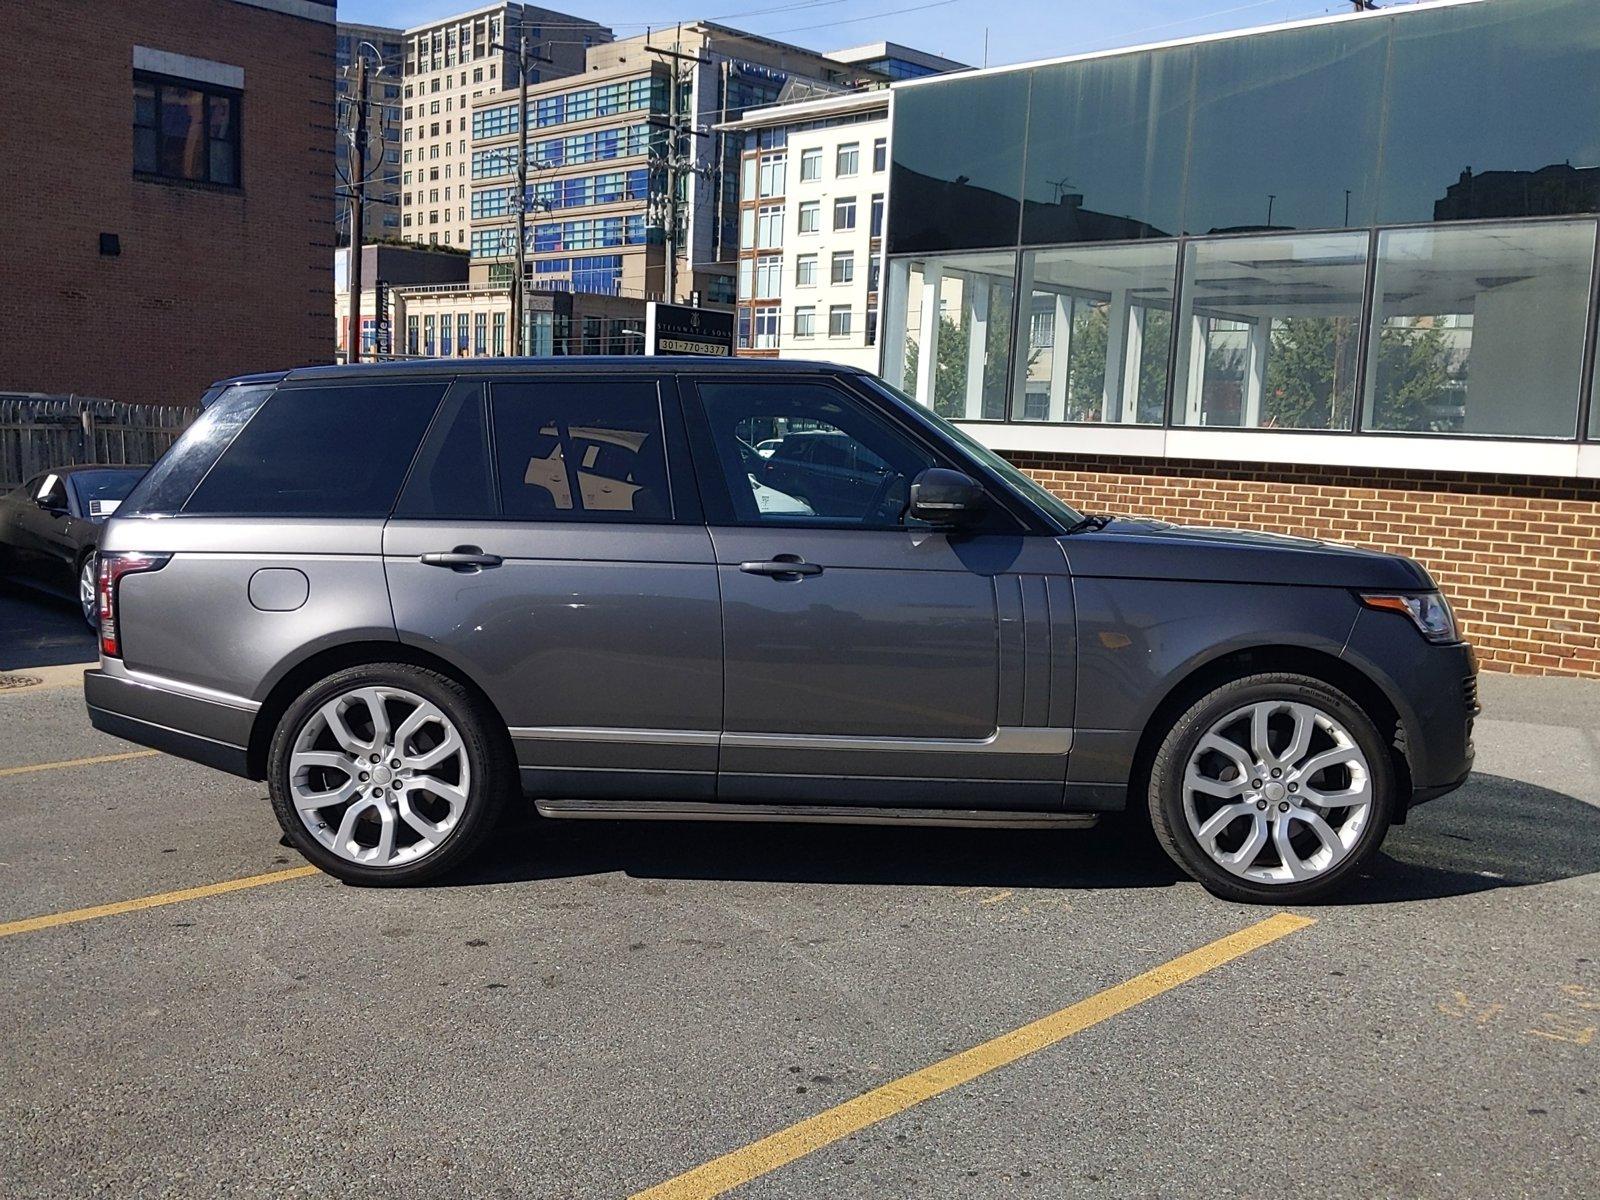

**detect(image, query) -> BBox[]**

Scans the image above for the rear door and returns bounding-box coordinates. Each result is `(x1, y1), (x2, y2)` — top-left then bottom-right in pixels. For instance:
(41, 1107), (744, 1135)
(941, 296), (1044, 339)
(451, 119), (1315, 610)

(682, 372), (1073, 811)
(383, 374), (722, 802)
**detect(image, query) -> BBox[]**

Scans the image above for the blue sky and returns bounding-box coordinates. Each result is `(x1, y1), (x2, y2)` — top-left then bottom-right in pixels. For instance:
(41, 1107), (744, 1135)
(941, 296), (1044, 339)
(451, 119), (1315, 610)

(339, 0), (1360, 68)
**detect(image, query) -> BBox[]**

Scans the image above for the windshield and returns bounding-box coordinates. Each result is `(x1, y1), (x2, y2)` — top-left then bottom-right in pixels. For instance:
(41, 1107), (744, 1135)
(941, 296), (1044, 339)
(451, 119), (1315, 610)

(862, 378), (1084, 530)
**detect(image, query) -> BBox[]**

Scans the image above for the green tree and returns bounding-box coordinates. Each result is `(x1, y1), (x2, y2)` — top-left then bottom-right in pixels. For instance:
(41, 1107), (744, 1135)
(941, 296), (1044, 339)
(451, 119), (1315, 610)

(1263, 316), (1358, 429)
(1368, 320), (1453, 432)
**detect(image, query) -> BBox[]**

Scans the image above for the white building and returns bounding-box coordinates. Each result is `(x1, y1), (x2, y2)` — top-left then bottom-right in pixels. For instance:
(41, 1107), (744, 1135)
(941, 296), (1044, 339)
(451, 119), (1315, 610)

(725, 90), (891, 369)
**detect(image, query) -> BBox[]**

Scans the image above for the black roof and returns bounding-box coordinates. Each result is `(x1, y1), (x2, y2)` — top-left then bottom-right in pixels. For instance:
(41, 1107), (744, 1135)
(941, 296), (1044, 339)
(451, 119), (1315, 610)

(213, 357), (870, 390)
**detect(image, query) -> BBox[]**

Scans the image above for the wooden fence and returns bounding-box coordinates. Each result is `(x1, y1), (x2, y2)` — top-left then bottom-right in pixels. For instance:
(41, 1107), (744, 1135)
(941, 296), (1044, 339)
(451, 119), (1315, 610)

(0, 395), (193, 489)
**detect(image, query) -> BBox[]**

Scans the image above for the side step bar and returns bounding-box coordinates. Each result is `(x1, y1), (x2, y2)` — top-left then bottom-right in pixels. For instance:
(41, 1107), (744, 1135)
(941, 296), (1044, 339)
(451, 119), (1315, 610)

(533, 798), (1099, 830)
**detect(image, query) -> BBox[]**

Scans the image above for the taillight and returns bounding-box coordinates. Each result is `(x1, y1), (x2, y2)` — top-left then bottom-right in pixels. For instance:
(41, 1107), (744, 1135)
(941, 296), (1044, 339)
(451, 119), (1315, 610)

(97, 552), (171, 658)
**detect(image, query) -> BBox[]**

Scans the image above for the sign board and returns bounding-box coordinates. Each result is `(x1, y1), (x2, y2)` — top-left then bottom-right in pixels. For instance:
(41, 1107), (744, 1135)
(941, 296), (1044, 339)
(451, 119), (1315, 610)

(645, 302), (735, 357)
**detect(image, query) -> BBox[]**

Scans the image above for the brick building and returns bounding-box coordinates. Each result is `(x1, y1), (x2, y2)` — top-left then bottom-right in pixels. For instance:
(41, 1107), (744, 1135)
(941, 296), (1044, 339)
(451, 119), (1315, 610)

(881, 0), (1600, 678)
(0, 0), (334, 407)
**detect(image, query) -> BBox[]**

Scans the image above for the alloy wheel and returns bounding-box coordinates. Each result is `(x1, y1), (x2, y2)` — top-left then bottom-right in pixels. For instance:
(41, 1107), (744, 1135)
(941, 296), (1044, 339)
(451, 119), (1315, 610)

(80, 556), (98, 627)
(288, 686), (471, 868)
(1181, 699), (1373, 885)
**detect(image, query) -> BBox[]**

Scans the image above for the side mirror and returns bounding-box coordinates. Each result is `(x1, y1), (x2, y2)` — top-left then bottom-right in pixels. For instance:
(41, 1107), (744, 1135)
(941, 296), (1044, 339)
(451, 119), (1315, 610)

(909, 468), (986, 528)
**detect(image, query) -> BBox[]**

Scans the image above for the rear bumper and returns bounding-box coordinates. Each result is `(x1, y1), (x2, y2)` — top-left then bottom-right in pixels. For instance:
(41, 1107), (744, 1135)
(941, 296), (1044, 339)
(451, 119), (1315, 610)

(84, 667), (256, 779)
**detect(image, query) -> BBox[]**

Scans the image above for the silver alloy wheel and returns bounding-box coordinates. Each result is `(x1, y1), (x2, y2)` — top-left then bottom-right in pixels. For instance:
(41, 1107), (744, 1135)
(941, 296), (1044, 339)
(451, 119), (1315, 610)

(79, 556), (97, 626)
(288, 686), (471, 868)
(1182, 699), (1373, 885)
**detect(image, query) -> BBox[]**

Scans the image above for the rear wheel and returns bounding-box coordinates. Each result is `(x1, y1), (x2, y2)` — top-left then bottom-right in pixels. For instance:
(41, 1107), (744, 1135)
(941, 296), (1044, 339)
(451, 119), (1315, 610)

(267, 663), (512, 886)
(1148, 672), (1395, 904)
(79, 552), (98, 628)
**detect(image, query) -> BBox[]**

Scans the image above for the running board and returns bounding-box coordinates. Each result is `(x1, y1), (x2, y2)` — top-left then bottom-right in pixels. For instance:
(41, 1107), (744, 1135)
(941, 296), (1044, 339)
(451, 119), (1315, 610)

(533, 799), (1099, 830)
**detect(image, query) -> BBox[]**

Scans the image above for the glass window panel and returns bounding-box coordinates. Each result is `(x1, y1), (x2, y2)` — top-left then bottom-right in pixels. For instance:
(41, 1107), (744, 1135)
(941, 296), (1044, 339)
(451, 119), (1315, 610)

(1363, 220), (1593, 438)
(1019, 48), (1191, 246)
(160, 85), (206, 181)
(1013, 241), (1176, 424)
(207, 94), (237, 185)
(895, 250), (1017, 420)
(1173, 231), (1366, 430)
(1378, 0), (1600, 225)
(1184, 24), (1385, 234)
(889, 71), (1029, 253)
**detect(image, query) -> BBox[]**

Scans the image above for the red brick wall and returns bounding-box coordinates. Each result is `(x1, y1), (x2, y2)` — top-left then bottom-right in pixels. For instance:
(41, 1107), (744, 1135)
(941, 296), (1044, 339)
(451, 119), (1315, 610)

(1009, 452), (1600, 678)
(0, 0), (333, 407)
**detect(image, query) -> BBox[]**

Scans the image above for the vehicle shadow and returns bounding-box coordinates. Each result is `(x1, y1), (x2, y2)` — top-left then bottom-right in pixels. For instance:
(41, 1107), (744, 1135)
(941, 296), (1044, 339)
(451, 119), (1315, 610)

(443, 772), (1600, 903)
(0, 580), (96, 669)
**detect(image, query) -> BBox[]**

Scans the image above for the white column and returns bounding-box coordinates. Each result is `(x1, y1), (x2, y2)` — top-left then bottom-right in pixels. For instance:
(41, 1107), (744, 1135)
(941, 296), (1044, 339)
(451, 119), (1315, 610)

(913, 262), (943, 409)
(1101, 288), (1131, 424)
(1244, 318), (1269, 428)
(882, 258), (911, 385)
(1186, 314), (1209, 425)
(1048, 292), (1072, 422)
(1120, 303), (1145, 423)
(964, 275), (989, 420)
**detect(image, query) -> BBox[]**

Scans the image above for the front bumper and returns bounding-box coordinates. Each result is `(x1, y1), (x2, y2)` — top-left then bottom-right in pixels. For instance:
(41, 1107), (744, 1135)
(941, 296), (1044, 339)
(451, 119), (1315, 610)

(85, 666), (256, 779)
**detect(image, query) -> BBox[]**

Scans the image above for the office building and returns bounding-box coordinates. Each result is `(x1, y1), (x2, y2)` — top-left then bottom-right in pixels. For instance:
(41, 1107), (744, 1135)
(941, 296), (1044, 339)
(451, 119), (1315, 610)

(824, 41), (968, 81)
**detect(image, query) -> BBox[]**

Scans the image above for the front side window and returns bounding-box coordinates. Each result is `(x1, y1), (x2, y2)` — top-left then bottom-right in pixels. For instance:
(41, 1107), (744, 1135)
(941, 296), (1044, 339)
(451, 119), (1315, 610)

(694, 380), (938, 529)
(133, 72), (240, 187)
(490, 380), (671, 521)
(184, 384), (445, 517)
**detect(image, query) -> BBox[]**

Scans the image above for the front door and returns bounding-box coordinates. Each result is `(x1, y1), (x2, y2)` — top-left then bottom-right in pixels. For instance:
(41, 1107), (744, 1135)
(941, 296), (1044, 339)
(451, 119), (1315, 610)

(383, 376), (722, 802)
(682, 374), (1072, 811)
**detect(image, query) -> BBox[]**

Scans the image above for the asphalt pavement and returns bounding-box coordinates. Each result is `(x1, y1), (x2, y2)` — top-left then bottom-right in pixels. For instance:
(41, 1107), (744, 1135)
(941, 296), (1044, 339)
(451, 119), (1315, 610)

(0, 583), (1596, 1199)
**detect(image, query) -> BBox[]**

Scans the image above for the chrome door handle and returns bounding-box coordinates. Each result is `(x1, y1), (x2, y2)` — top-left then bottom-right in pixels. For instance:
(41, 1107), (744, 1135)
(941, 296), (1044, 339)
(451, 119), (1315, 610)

(420, 546), (502, 571)
(739, 557), (823, 579)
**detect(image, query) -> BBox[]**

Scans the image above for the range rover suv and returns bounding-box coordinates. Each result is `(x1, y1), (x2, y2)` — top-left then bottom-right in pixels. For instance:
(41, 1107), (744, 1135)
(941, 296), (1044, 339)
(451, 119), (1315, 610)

(85, 360), (1476, 902)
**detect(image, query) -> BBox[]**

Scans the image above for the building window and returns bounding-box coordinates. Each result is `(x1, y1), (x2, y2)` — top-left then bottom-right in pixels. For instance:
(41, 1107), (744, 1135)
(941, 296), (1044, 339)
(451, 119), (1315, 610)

(493, 311), (506, 355)
(829, 305), (852, 338)
(756, 204), (784, 249)
(796, 254), (818, 287)
(458, 313), (469, 357)
(423, 314), (436, 356)
(831, 251), (854, 285)
(799, 147), (822, 181)
(873, 137), (886, 172)
(794, 306), (816, 338)
(474, 312), (488, 355)
(755, 254), (783, 298)
(439, 312), (453, 356)
(133, 72), (240, 187)
(754, 305), (780, 349)
(870, 193), (885, 238)
(407, 315), (419, 355)
(836, 142), (859, 177)
(798, 201), (820, 234)
(758, 151), (786, 198)
(833, 197), (856, 231)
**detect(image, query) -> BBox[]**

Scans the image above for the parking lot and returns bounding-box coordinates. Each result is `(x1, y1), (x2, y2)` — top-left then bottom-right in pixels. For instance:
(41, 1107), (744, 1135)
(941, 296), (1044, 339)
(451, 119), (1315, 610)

(0, 580), (1596, 1199)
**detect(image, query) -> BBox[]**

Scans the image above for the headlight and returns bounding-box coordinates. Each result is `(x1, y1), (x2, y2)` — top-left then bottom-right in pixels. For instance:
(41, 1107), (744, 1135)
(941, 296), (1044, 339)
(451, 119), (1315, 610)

(1361, 591), (1460, 644)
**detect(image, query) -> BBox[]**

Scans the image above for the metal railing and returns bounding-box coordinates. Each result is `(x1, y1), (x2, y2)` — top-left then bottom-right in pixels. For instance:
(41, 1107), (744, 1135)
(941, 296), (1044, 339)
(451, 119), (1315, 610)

(0, 394), (193, 489)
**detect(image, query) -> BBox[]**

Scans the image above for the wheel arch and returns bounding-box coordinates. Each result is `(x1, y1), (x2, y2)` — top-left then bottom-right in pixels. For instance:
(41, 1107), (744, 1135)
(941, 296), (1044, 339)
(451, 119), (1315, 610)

(1125, 644), (1412, 825)
(246, 640), (511, 781)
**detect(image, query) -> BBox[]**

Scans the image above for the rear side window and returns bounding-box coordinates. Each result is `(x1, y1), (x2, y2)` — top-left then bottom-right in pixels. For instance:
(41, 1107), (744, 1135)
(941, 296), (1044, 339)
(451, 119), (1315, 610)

(490, 380), (671, 522)
(183, 383), (446, 517)
(393, 384), (495, 518)
(122, 384), (272, 515)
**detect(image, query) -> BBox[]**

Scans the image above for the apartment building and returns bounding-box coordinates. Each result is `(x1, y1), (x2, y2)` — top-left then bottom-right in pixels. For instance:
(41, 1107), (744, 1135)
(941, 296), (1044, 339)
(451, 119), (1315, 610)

(335, 22), (404, 244)
(400, 3), (612, 250)
(726, 91), (891, 367)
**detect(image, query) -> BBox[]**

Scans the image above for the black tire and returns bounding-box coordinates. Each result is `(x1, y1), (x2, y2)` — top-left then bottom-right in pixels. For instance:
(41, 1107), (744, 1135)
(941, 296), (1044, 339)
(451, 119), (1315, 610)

(267, 662), (514, 886)
(1147, 672), (1395, 904)
(78, 550), (98, 628)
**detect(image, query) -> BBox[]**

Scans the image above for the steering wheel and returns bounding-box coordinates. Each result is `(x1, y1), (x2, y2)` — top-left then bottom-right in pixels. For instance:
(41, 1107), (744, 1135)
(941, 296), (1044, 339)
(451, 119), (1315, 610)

(861, 470), (905, 526)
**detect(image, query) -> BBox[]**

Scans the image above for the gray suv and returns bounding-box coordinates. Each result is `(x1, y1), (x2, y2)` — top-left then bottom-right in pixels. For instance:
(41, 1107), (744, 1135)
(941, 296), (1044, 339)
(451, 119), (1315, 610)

(85, 360), (1476, 902)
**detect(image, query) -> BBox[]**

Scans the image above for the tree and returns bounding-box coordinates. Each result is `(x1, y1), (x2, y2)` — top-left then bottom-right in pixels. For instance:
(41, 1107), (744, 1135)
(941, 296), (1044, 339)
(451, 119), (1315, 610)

(1368, 319), (1453, 432)
(1263, 316), (1358, 429)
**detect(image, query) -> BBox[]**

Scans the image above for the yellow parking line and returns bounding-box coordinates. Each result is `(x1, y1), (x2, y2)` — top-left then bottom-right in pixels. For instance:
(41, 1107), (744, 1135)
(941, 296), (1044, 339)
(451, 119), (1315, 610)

(0, 749), (160, 779)
(631, 912), (1315, 1200)
(0, 865), (319, 939)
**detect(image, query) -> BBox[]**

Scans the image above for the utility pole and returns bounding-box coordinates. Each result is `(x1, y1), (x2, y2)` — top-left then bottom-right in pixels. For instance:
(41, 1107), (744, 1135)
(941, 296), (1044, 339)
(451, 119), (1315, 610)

(347, 52), (369, 363)
(491, 28), (553, 356)
(645, 40), (711, 306)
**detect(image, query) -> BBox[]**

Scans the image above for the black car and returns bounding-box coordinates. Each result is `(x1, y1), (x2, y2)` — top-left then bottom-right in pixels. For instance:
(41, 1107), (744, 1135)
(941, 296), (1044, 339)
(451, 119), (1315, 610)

(0, 465), (148, 625)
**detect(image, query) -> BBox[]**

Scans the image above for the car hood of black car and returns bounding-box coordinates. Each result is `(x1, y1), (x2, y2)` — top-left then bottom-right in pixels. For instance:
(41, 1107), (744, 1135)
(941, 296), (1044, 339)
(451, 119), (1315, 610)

(1056, 516), (1433, 590)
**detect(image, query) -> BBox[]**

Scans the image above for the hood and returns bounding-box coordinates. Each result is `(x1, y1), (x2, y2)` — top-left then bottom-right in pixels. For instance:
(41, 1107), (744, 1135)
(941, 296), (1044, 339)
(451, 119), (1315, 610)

(1057, 517), (1434, 590)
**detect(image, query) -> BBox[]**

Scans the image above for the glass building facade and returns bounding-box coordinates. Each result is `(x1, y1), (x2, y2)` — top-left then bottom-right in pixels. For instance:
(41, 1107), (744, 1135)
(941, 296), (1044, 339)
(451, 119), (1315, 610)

(883, 0), (1600, 444)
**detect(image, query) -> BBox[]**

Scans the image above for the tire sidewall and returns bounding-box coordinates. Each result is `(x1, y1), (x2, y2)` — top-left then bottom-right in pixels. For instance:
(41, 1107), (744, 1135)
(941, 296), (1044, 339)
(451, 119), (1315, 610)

(1150, 673), (1395, 904)
(267, 663), (507, 886)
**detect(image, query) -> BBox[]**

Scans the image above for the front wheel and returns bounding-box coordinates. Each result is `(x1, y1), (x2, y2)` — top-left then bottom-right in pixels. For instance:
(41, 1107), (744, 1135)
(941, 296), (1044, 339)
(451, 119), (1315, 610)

(266, 663), (513, 886)
(79, 552), (98, 628)
(1147, 672), (1395, 904)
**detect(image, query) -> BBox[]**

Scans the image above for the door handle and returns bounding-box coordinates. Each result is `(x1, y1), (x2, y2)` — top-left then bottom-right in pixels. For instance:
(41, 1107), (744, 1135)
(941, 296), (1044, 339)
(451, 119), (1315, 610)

(739, 557), (823, 579)
(420, 546), (503, 571)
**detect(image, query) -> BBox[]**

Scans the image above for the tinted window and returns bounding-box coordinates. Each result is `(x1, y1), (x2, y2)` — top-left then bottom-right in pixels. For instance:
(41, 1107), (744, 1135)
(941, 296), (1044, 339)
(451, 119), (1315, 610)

(394, 385), (495, 517)
(183, 383), (445, 517)
(123, 384), (272, 515)
(491, 380), (671, 521)
(695, 380), (938, 528)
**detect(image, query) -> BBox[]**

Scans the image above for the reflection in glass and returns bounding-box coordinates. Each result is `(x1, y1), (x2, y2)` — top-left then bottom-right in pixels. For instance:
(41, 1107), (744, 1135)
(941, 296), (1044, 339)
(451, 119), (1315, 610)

(1012, 242), (1176, 423)
(1175, 232), (1367, 429)
(1363, 221), (1594, 437)
(894, 251), (1018, 420)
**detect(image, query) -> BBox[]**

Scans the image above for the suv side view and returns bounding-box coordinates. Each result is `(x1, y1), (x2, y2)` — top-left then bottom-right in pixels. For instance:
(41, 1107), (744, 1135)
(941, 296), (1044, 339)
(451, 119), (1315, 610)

(85, 360), (1477, 902)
